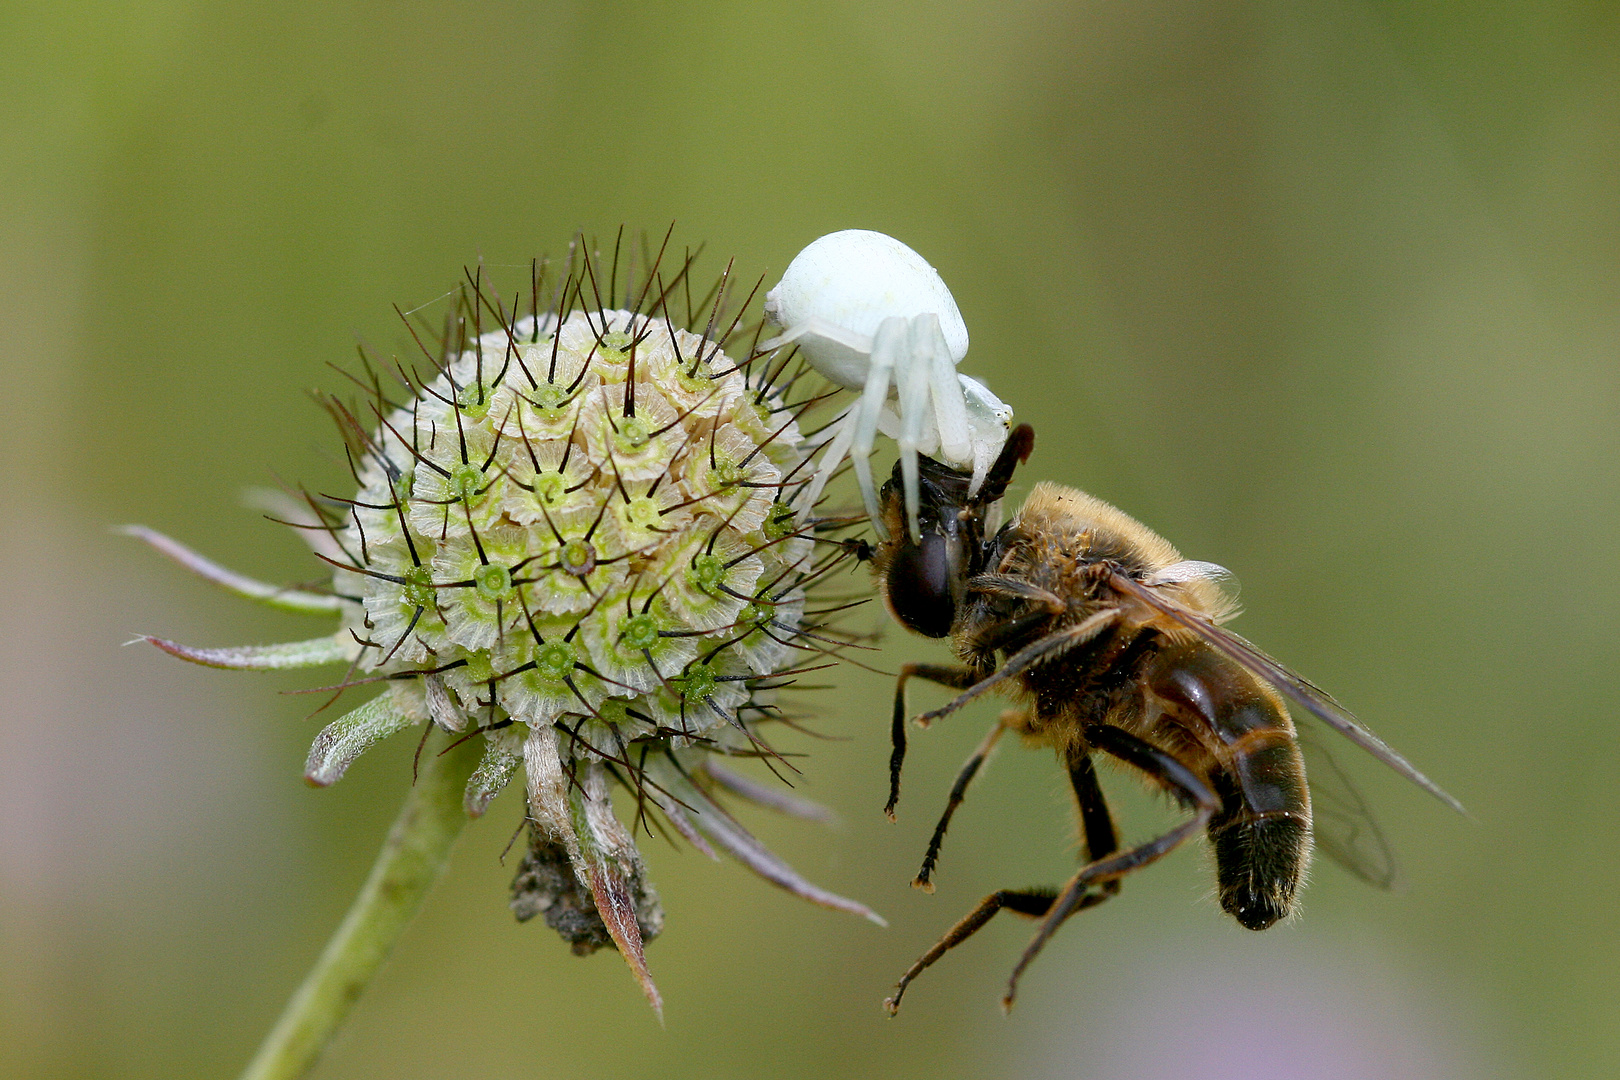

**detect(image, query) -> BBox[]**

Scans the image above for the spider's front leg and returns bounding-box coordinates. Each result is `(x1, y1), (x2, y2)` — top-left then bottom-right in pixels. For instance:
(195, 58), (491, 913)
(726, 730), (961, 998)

(958, 374), (1014, 494)
(762, 229), (1013, 536)
(756, 315), (873, 386)
(848, 316), (903, 534)
(890, 314), (948, 542)
(860, 312), (971, 542)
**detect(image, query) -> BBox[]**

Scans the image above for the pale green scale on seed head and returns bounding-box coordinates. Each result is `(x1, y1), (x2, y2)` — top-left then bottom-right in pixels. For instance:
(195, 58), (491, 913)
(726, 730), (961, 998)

(462, 650), (495, 684)
(456, 380), (494, 419)
(531, 471), (568, 508)
(672, 662), (719, 702)
(588, 329), (634, 382)
(532, 639), (577, 683)
(581, 382), (682, 482)
(579, 596), (694, 695)
(681, 425), (779, 534)
(624, 494), (662, 531)
(726, 394), (803, 472)
(615, 415), (653, 454)
(531, 383), (571, 410)
(763, 501), (796, 542)
(558, 538), (596, 577)
(686, 552), (728, 593)
(519, 381), (583, 433)
(604, 487), (688, 557)
(401, 564), (436, 610)
(675, 364), (718, 399)
(619, 612), (661, 652)
(450, 463), (484, 504)
(473, 563), (513, 601)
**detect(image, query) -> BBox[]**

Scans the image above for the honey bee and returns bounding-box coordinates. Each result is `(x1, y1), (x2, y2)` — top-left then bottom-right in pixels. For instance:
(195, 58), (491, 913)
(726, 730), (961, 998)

(864, 424), (1464, 1014)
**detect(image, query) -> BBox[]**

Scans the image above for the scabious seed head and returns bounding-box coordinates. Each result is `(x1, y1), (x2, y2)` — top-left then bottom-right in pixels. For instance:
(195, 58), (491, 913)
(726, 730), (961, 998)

(133, 237), (882, 1012)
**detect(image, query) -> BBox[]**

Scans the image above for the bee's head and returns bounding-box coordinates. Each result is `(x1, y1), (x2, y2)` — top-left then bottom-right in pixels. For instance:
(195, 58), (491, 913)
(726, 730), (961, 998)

(870, 425), (1034, 638)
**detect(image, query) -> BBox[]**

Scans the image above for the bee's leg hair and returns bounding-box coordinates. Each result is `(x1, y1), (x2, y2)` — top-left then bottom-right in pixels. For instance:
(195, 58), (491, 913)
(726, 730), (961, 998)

(913, 711), (1014, 891)
(914, 608), (1121, 727)
(884, 738), (1123, 1016)
(887, 662), (982, 819)
(1000, 723), (1217, 1012)
(1066, 747), (1121, 870)
(885, 889), (1073, 1017)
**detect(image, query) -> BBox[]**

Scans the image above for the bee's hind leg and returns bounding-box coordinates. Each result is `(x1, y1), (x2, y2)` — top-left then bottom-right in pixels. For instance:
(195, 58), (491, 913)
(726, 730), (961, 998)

(999, 724), (1217, 1012)
(1065, 747), (1121, 887)
(885, 887), (1065, 1016)
(913, 711), (1014, 891)
(886, 662), (983, 820)
(885, 736), (1122, 1016)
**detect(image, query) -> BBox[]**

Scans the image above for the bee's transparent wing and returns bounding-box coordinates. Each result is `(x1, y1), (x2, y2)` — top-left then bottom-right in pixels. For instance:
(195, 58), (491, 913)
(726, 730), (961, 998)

(1295, 721), (1399, 889)
(1109, 571), (1465, 816)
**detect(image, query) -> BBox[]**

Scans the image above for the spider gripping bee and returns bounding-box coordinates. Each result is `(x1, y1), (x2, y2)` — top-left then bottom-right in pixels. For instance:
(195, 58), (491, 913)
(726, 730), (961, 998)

(866, 425), (1465, 1014)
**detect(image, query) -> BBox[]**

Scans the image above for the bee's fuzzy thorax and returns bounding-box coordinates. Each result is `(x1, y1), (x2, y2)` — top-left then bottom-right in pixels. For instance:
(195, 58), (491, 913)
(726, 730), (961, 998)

(1013, 482), (1184, 574)
(1011, 481), (1236, 624)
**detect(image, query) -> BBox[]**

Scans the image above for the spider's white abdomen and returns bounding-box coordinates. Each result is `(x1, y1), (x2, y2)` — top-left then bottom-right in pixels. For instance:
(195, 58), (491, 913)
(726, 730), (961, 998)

(764, 230), (969, 388)
(763, 228), (1010, 541)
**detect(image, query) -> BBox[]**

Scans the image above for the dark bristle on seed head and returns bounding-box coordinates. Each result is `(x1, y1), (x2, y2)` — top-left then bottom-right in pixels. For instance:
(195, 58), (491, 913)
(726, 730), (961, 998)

(129, 230), (887, 1012)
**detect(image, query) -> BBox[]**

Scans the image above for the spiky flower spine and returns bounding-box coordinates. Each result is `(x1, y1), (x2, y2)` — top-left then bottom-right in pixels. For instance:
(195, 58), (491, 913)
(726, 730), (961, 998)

(131, 237), (880, 1014)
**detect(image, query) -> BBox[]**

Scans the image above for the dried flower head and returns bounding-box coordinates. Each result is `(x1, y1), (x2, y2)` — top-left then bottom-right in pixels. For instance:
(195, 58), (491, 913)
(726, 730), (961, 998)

(130, 232), (881, 1015)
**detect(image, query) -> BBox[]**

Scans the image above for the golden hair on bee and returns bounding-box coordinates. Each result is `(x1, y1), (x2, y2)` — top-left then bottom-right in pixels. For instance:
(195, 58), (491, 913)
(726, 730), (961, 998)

(1010, 481), (1241, 628)
(863, 424), (1463, 1016)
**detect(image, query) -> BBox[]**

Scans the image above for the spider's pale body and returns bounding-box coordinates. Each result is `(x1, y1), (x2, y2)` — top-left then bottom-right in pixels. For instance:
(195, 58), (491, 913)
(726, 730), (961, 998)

(761, 230), (1012, 538)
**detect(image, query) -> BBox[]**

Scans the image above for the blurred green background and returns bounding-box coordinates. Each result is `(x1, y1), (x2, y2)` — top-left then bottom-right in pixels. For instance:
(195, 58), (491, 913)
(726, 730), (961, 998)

(3, 2), (1617, 1078)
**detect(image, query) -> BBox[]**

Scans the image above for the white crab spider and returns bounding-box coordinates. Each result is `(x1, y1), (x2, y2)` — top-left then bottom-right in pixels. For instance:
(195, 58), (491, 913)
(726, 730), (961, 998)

(759, 230), (1013, 541)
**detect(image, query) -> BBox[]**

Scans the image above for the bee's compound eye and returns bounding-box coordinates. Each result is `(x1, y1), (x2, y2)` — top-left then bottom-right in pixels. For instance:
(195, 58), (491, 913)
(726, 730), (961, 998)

(884, 531), (957, 638)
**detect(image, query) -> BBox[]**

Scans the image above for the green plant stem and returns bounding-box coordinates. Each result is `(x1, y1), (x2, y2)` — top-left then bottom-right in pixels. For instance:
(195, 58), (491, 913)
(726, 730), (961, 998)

(238, 732), (482, 1080)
